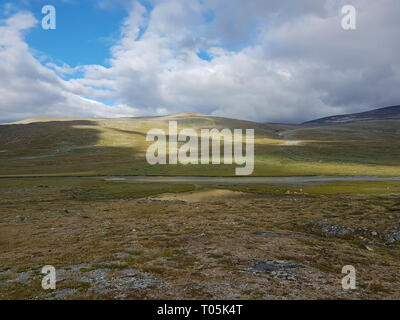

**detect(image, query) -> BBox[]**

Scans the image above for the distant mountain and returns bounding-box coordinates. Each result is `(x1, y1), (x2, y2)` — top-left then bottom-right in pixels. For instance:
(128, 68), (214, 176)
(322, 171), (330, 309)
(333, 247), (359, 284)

(302, 105), (400, 125)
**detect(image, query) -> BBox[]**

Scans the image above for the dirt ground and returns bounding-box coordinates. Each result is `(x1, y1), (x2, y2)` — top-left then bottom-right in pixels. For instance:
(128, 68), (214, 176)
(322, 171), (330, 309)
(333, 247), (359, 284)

(0, 186), (399, 300)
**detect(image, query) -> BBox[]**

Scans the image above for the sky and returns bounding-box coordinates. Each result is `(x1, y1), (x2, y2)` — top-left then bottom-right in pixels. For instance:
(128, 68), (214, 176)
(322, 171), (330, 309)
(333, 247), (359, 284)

(0, 0), (399, 123)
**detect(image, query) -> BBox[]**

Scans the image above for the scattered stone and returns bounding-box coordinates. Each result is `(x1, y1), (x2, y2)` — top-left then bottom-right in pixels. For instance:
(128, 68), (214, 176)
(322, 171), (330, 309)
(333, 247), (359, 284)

(385, 230), (400, 244)
(87, 268), (109, 282)
(57, 264), (91, 277)
(315, 220), (355, 237)
(52, 288), (77, 300)
(114, 252), (131, 259)
(58, 261), (167, 297)
(249, 260), (305, 273)
(102, 221), (111, 227)
(270, 270), (297, 281)
(4, 270), (34, 284)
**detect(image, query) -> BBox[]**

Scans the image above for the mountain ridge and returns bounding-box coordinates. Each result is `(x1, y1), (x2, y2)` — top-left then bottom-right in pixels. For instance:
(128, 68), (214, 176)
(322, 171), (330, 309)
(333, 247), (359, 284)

(6, 105), (400, 127)
(302, 105), (400, 126)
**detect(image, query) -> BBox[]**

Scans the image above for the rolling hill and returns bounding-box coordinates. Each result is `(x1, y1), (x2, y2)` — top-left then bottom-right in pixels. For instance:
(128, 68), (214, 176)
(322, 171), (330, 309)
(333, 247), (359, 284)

(0, 110), (399, 177)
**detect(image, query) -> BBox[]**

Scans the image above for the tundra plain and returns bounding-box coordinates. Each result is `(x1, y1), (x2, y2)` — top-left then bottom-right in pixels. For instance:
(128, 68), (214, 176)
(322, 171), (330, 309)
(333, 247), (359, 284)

(0, 112), (399, 299)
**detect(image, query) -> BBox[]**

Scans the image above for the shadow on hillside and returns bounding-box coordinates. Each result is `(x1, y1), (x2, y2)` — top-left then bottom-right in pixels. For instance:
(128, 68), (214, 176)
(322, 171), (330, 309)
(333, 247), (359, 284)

(1, 119), (399, 177)
(109, 127), (147, 137)
(0, 120), (147, 176)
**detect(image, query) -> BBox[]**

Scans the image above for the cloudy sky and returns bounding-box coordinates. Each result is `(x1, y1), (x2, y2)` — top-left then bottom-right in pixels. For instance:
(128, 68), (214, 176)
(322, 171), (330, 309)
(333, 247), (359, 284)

(0, 0), (399, 123)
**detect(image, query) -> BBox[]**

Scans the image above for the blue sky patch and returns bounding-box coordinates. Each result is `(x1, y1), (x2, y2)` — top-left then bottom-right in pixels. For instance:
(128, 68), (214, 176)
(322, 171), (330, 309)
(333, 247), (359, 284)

(197, 50), (212, 61)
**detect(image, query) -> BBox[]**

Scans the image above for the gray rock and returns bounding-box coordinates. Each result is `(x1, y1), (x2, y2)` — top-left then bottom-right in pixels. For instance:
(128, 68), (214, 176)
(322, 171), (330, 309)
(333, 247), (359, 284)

(114, 252), (132, 259)
(315, 220), (355, 237)
(88, 268), (109, 281)
(7, 270), (33, 283)
(52, 288), (77, 300)
(249, 260), (305, 273)
(385, 230), (400, 244)
(270, 270), (297, 281)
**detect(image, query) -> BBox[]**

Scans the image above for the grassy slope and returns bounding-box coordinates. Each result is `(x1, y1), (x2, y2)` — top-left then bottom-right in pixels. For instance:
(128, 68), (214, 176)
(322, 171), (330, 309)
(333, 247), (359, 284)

(0, 114), (399, 177)
(0, 178), (196, 202)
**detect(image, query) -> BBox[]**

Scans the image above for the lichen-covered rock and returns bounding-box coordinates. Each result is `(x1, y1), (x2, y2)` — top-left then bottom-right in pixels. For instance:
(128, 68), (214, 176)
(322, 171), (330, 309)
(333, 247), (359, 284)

(315, 220), (355, 237)
(249, 260), (304, 273)
(385, 230), (400, 244)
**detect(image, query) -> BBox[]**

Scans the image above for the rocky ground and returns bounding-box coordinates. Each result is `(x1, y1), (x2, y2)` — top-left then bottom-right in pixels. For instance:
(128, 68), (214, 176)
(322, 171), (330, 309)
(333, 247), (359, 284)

(1, 185), (399, 299)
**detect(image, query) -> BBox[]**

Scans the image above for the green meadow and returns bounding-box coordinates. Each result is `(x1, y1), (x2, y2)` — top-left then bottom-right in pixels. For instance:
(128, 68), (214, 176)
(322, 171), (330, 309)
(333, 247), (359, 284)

(0, 113), (399, 177)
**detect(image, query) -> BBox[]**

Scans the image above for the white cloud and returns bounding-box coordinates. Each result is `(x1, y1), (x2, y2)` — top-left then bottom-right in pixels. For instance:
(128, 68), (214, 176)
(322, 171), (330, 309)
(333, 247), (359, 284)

(1, 0), (400, 123)
(81, 0), (400, 123)
(0, 12), (140, 121)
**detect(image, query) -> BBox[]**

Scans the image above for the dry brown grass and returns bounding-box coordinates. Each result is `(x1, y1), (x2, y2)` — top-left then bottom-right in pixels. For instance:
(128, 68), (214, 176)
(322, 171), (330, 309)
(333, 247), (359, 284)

(1, 179), (399, 299)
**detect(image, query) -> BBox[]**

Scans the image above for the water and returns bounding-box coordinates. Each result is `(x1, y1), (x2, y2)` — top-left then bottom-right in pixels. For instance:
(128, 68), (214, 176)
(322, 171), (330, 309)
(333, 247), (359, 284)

(2, 175), (399, 185)
(103, 176), (400, 185)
